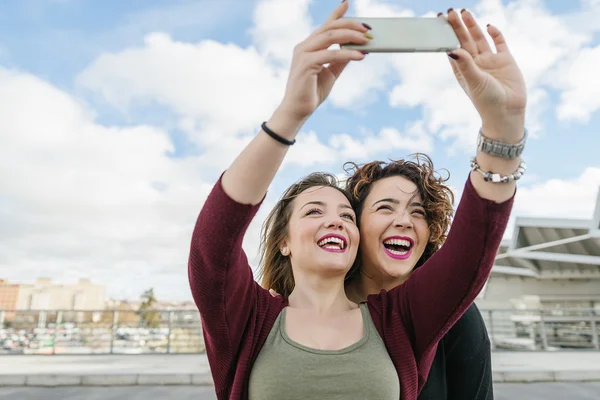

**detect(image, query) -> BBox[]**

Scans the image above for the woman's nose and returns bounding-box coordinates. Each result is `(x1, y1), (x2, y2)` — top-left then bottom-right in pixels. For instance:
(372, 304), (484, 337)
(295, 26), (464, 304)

(394, 212), (413, 229)
(325, 218), (344, 229)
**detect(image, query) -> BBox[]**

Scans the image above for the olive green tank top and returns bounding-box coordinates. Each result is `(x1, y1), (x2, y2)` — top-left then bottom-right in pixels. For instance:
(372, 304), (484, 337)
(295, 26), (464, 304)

(248, 302), (400, 400)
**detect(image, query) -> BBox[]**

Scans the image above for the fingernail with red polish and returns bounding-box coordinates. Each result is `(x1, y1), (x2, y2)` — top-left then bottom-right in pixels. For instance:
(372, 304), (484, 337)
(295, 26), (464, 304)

(361, 51), (369, 55)
(447, 8), (454, 13)
(437, 12), (443, 17)
(461, 8), (467, 13)
(448, 53), (459, 60)
(362, 22), (372, 30)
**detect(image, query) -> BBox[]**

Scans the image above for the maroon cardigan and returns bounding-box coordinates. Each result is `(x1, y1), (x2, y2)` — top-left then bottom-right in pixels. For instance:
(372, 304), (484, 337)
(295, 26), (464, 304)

(188, 174), (513, 400)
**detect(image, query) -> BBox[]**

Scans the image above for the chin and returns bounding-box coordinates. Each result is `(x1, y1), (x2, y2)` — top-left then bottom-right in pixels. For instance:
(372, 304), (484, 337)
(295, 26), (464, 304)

(382, 260), (416, 280)
(320, 261), (352, 275)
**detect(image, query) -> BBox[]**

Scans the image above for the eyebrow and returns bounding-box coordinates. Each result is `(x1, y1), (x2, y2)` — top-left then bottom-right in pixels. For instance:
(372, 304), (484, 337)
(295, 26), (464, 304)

(300, 201), (354, 211)
(372, 198), (424, 208)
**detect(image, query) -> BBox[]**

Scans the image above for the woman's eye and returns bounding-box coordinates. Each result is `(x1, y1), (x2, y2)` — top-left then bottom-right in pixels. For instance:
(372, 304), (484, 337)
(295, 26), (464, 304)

(341, 213), (355, 222)
(376, 205), (393, 212)
(412, 209), (426, 216)
(306, 208), (322, 216)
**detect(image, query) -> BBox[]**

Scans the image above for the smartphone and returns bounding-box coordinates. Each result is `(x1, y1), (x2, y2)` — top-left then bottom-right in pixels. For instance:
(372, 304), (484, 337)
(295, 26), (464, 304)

(341, 17), (460, 53)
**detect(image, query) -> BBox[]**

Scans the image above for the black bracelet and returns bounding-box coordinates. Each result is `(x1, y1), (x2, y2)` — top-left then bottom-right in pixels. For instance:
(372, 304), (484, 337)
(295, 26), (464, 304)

(261, 121), (296, 146)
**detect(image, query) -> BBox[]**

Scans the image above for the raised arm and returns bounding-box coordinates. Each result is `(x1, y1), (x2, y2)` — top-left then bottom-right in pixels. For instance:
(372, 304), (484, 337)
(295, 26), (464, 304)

(188, 0), (370, 393)
(187, 75), (306, 399)
(222, 3), (370, 204)
(444, 8), (527, 204)
(394, 174), (512, 363)
(382, 9), (525, 367)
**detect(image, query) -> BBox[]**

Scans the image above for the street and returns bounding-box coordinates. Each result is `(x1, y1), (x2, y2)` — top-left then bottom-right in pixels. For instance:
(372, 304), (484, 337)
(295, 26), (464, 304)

(1, 383), (600, 399)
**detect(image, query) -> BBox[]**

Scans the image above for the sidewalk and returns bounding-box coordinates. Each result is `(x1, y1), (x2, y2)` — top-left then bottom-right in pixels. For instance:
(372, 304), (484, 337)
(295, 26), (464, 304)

(0, 352), (599, 387)
(491, 351), (600, 383)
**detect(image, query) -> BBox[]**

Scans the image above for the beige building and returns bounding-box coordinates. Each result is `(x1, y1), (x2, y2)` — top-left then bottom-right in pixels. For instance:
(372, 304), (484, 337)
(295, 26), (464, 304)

(479, 187), (600, 311)
(0, 278), (106, 311)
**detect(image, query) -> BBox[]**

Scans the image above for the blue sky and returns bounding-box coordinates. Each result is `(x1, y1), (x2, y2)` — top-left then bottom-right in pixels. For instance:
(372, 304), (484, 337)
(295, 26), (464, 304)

(1, 0), (599, 301)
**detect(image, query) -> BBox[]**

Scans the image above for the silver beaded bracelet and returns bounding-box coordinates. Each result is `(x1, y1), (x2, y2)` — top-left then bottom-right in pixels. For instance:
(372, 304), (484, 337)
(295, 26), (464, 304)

(470, 157), (527, 183)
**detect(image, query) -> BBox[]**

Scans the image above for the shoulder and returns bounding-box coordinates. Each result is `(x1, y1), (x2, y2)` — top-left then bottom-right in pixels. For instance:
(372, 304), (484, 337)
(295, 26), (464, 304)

(442, 303), (490, 357)
(452, 303), (487, 330)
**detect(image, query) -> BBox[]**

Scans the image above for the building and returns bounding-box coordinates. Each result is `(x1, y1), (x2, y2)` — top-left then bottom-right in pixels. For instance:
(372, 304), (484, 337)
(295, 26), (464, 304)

(0, 280), (21, 320)
(479, 187), (600, 311)
(0, 278), (106, 312)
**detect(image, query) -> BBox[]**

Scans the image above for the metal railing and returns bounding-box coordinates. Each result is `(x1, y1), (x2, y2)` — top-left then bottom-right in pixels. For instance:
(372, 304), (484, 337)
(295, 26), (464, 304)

(0, 309), (203, 355)
(0, 308), (598, 355)
(483, 308), (599, 351)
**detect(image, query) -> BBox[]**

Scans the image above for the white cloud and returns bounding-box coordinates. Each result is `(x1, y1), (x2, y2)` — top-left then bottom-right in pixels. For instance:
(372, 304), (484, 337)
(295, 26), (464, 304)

(75, 0), (435, 171)
(488, 0), (589, 89)
(282, 121), (434, 168)
(328, 52), (394, 109)
(514, 167), (600, 219)
(552, 46), (600, 122)
(0, 67), (222, 301)
(248, 0), (402, 110)
(331, 120), (433, 159)
(0, 45), (431, 303)
(4, 0), (599, 302)
(331, 0), (595, 152)
(450, 168), (600, 241)
(328, 0), (414, 108)
(77, 33), (287, 141)
(562, 0), (600, 36)
(250, 0), (313, 64)
(386, 0), (591, 152)
(352, 0), (414, 18)
(285, 131), (336, 167)
(497, 167), (600, 240)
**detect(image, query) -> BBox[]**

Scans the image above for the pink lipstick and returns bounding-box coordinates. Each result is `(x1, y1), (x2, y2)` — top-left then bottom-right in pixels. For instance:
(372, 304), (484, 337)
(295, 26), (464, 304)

(382, 235), (414, 260)
(317, 233), (347, 253)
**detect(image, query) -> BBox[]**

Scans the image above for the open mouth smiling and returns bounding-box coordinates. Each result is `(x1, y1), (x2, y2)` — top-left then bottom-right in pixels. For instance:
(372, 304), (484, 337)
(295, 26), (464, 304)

(317, 234), (347, 253)
(382, 236), (414, 260)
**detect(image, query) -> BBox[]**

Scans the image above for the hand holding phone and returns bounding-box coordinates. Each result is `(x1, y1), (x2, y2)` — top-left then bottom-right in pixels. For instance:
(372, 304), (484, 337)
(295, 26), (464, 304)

(341, 17), (460, 53)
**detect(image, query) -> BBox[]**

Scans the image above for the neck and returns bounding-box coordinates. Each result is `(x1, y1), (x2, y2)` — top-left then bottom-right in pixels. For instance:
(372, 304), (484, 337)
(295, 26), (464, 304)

(348, 268), (408, 303)
(288, 272), (354, 314)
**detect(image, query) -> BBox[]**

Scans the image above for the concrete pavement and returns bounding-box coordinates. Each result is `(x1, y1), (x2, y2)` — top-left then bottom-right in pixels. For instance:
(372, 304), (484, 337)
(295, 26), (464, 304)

(491, 351), (600, 383)
(0, 352), (599, 387)
(1, 384), (600, 400)
(494, 383), (600, 400)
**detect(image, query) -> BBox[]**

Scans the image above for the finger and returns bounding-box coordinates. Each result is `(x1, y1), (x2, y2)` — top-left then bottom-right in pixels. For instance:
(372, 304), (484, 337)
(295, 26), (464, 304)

(309, 49), (365, 66)
(326, 59), (352, 80)
(487, 24), (510, 53)
(316, 16), (371, 36)
(324, 0), (350, 24)
(304, 28), (371, 53)
(268, 289), (280, 298)
(317, 58), (355, 99)
(446, 8), (478, 56)
(447, 53), (461, 77)
(460, 9), (492, 54)
(447, 48), (486, 87)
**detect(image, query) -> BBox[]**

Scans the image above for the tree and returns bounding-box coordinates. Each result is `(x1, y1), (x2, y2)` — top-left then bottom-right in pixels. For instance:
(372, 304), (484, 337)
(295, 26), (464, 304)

(138, 288), (161, 328)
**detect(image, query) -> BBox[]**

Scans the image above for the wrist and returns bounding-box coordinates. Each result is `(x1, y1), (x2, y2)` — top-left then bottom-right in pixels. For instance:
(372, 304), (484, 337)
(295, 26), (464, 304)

(266, 106), (307, 141)
(481, 113), (526, 144)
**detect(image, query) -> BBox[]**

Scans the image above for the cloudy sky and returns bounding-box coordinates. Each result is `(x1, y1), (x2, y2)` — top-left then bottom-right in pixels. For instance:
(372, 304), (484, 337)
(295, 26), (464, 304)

(1, 0), (599, 301)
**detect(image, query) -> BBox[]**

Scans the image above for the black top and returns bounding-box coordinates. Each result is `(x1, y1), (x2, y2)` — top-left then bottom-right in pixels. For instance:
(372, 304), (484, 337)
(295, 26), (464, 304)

(418, 303), (494, 400)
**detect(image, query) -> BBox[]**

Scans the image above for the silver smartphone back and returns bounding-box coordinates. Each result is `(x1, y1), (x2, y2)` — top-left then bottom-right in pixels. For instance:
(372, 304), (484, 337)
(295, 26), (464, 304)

(341, 17), (460, 53)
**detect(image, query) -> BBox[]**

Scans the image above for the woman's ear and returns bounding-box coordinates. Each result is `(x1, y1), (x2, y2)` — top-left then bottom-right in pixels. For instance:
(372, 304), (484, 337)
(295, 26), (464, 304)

(280, 240), (290, 256)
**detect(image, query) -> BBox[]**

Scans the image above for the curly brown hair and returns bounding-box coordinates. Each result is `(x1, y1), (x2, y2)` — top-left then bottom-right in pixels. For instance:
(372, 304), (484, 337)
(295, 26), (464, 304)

(257, 172), (356, 297)
(344, 153), (455, 273)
